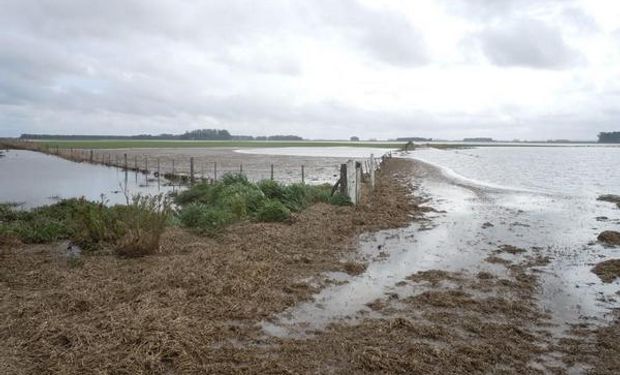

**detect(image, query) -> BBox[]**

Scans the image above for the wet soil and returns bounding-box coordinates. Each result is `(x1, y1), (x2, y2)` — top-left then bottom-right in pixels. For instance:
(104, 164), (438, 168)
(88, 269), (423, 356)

(0, 159), (416, 374)
(598, 230), (620, 246)
(592, 259), (620, 283)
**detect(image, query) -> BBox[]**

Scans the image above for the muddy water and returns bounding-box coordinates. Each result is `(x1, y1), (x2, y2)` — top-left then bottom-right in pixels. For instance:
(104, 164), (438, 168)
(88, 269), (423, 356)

(262, 146), (620, 338)
(0, 150), (174, 208)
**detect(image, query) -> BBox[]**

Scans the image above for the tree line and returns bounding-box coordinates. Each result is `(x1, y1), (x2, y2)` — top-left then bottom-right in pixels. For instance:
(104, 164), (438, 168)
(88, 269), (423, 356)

(598, 132), (620, 143)
(20, 129), (303, 141)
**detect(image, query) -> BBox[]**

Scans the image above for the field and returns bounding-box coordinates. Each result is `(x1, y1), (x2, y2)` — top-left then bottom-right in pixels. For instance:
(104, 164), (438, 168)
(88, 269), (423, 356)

(33, 139), (403, 150)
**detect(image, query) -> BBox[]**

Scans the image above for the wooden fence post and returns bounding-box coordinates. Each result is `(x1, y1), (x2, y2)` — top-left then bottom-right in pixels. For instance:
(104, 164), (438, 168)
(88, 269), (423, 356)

(301, 165), (305, 184)
(190, 157), (195, 184)
(124, 153), (128, 170)
(339, 163), (347, 196)
(370, 154), (376, 191)
(213, 162), (217, 181)
(145, 156), (148, 173)
(270, 164), (274, 180)
(346, 160), (357, 205)
(89, 150), (93, 163)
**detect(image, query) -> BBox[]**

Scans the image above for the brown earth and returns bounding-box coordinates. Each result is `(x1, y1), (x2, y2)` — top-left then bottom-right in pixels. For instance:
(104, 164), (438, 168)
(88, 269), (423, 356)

(598, 230), (620, 246)
(0, 158), (419, 374)
(592, 259), (620, 283)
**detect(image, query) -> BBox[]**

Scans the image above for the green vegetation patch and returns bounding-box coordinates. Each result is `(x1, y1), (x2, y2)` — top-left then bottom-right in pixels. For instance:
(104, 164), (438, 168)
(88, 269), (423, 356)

(176, 173), (351, 234)
(0, 195), (172, 257)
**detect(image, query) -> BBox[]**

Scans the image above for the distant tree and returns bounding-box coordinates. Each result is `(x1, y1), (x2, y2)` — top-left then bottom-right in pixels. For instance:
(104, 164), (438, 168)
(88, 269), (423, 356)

(396, 137), (432, 142)
(179, 129), (232, 140)
(598, 132), (620, 143)
(267, 135), (303, 141)
(350, 136), (360, 141)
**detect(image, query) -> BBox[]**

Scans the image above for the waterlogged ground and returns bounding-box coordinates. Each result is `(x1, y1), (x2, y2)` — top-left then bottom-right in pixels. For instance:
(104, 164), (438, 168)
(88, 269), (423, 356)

(0, 150), (173, 208)
(258, 146), (620, 372)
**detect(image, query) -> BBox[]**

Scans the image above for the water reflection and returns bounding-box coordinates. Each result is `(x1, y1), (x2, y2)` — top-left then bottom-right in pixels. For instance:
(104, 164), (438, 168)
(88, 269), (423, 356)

(0, 150), (176, 208)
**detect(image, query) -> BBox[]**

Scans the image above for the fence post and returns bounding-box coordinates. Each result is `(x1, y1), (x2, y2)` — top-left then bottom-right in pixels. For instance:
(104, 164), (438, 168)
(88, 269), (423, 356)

(370, 154), (376, 191)
(339, 163), (347, 195)
(190, 157), (195, 185)
(124, 153), (128, 170)
(172, 159), (176, 176)
(134, 155), (138, 170)
(347, 160), (357, 205)
(270, 164), (274, 180)
(301, 165), (305, 184)
(89, 150), (93, 163)
(157, 158), (160, 179)
(145, 156), (148, 173)
(239, 163), (243, 174)
(213, 162), (217, 181)
(355, 161), (362, 204)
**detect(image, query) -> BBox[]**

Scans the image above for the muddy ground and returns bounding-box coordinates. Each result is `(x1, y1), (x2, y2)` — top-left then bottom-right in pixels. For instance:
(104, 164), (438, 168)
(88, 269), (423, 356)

(54, 147), (381, 185)
(1, 158), (619, 374)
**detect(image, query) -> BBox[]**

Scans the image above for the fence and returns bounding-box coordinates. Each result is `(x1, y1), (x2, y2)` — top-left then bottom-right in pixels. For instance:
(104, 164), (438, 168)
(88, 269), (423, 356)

(0, 139), (393, 206)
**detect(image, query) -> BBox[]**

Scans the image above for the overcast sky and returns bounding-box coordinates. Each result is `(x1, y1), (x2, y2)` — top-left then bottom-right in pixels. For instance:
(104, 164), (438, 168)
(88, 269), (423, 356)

(1, 0), (619, 140)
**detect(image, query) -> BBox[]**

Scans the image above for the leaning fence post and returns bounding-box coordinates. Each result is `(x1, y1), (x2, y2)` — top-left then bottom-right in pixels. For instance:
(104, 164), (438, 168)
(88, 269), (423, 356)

(190, 157), (195, 185)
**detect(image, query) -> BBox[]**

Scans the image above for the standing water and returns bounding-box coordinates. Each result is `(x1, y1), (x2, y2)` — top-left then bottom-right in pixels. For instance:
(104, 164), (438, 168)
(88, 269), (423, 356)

(258, 146), (620, 337)
(0, 149), (174, 208)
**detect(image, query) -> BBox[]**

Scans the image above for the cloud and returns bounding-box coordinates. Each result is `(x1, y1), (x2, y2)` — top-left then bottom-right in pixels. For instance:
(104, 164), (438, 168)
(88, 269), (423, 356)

(0, 0), (618, 140)
(474, 19), (583, 69)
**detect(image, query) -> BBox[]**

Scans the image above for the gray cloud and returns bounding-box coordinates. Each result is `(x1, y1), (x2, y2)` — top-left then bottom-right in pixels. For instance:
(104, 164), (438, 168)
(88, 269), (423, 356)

(475, 19), (583, 69)
(0, 0), (617, 140)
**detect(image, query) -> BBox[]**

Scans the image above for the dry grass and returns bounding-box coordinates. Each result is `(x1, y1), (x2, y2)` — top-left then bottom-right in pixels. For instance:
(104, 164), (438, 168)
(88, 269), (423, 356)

(0, 158), (419, 374)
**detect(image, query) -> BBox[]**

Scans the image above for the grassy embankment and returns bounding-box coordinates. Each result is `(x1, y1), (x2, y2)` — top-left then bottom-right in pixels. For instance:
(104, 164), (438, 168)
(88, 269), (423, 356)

(0, 174), (351, 254)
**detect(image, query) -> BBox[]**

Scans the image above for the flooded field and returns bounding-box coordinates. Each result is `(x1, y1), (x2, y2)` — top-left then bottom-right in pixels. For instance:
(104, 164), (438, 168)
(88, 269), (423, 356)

(0, 147), (391, 208)
(92, 147), (391, 185)
(260, 146), (620, 370)
(0, 150), (173, 208)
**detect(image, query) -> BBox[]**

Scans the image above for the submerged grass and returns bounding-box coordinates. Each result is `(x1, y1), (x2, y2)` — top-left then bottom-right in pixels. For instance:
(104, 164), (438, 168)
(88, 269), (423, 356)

(176, 173), (351, 234)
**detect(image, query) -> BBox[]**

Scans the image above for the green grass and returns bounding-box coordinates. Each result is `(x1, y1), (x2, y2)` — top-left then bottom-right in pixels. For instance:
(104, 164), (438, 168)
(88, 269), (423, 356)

(176, 174), (351, 234)
(32, 139), (402, 150)
(0, 196), (172, 256)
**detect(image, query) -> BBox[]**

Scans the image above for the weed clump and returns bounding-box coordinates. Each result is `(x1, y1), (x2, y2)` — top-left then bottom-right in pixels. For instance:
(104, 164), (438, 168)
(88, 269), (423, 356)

(175, 174), (351, 234)
(0, 195), (171, 257)
(255, 199), (291, 222)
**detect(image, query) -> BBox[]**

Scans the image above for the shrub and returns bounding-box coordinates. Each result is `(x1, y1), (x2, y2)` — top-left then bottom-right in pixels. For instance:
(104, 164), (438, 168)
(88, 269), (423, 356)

(218, 183), (266, 218)
(258, 180), (286, 200)
(178, 203), (234, 235)
(255, 199), (290, 222)
(114, 194), (172, 257)
(281, 183), (310, 212)
(72, 200), (122, 250)
(221, 173), (250, 186)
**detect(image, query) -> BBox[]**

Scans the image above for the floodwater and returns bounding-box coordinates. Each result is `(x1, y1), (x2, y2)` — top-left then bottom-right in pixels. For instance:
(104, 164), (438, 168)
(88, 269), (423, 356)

(261, 146), (620, 337)
(0, 149), (174, 208)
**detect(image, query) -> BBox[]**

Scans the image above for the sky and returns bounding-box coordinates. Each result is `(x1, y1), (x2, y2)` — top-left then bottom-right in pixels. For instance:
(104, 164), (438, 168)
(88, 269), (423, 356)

(1, 0), (619, 140)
